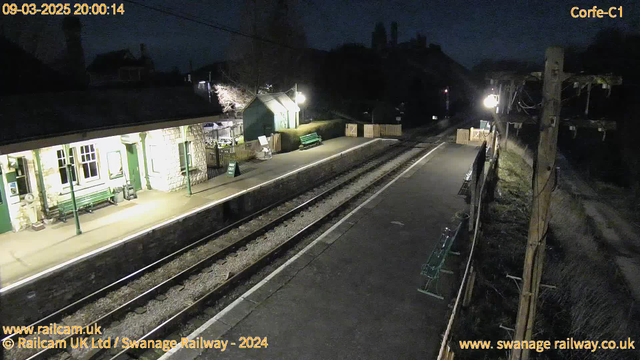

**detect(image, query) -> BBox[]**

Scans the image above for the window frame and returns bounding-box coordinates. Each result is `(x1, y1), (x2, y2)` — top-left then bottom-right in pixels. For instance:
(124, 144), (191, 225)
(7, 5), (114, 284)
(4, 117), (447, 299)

(178, 142), (193, 172)
(57, 148), (79, 186)
(79, 144), (100, 181)
(14, 157), (31, 198)
(106, 150), (124, 180)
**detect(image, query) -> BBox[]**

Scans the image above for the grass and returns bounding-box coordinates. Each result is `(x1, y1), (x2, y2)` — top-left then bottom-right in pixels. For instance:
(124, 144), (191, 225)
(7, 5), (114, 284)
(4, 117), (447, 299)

(278, 119), (345, 152)
(451, 149), (640, 360)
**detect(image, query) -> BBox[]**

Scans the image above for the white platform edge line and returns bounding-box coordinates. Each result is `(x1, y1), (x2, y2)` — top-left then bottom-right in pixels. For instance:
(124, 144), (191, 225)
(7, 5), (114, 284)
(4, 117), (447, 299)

(158, 141), (446, 359)
(1, 139), (396, 293)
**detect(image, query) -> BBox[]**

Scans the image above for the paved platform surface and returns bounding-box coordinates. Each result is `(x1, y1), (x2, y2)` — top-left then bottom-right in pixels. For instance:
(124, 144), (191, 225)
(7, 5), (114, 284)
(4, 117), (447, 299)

(0, 137), (376, 288)
(177, 143), (478, 360)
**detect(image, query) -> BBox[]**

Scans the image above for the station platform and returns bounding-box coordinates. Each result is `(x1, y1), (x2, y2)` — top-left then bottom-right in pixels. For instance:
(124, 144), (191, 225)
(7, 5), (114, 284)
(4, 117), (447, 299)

(0, 137), (378, 289)
(171, 143), (478, 360)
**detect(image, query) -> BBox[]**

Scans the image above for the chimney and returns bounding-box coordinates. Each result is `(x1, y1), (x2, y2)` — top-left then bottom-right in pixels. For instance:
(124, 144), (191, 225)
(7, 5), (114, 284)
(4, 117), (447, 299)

(140, 43), (154, 71)
(390, 22), (398, 47)
(62, 16), (86, 87)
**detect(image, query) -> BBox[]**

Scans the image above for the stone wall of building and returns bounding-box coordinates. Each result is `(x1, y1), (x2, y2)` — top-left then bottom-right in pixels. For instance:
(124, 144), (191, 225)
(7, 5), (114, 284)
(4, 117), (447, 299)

(146, 124), (207, 192)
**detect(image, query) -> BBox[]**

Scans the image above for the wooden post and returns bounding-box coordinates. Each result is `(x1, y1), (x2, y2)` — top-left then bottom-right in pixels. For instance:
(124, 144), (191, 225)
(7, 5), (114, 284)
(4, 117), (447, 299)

(469, 162), (477, 232)
(510, 47), (563, 360)
(504, 122), (509, 150)
(463, 266), (476, 307)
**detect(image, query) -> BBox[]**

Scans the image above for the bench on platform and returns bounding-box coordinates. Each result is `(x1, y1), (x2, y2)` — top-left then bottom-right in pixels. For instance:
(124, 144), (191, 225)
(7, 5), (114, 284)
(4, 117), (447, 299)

(417, 225), (460, 299)
(57, 188), (115, 222)
(299, 132), (322, 150)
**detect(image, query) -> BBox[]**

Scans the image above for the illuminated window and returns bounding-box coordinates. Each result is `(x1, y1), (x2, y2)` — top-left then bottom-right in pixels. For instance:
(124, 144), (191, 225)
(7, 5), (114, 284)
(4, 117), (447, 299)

(178, 142), (193, 171)
(107, 151), (123, 179)
(15, 157), (31, 196)
(80, 144), (100, 180)
(57, 149), (77, 185)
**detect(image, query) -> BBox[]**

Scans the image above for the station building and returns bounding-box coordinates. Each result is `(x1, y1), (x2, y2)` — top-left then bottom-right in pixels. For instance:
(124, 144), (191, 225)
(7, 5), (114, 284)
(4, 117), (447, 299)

(0, 87), (220, 234)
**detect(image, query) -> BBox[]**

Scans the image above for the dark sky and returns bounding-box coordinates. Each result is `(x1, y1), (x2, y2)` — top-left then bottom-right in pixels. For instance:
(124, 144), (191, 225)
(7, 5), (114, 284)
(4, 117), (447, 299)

(5, 0), (639, 72)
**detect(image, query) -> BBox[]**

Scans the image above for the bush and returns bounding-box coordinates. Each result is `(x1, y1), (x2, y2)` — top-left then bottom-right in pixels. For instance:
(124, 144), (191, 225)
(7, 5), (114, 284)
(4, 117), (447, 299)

(278, 119), (345, 152)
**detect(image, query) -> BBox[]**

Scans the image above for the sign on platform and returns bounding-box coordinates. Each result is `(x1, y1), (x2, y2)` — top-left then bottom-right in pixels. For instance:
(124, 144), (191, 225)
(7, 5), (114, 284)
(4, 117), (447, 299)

(227, 161), (241, 177)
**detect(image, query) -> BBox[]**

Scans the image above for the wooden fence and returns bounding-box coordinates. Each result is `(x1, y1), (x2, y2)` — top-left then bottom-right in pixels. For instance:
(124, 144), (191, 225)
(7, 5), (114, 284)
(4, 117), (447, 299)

(345, 123), (358, 137)
(438, 127), (500, 360)
(351, 123), (402, 138)
(205, 134), (281, 177)
(380, 124), (402, 136)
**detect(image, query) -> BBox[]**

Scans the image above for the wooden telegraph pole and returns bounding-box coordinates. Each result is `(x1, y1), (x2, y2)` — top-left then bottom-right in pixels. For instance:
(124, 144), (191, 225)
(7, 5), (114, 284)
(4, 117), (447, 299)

(510, 47), (564, 360)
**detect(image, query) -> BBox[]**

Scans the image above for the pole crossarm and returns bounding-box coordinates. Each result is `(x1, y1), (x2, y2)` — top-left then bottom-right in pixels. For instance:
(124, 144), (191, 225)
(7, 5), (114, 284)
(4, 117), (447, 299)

(494, 114), (617, 130)
(487, 72), (621, 86)
(563, 74), (623, 86)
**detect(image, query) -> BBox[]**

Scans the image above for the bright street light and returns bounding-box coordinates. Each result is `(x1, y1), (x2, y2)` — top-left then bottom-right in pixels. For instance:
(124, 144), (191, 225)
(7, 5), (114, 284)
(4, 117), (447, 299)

(483, 94), (499, 108)
(296, 92), (306, 104)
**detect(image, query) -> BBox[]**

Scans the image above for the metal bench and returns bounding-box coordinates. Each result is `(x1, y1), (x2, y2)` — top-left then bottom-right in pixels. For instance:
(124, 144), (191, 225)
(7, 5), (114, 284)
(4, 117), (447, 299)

(417, 225), (461, 299)
(299, 132), (322, 150)
(57, 188), (115, 222)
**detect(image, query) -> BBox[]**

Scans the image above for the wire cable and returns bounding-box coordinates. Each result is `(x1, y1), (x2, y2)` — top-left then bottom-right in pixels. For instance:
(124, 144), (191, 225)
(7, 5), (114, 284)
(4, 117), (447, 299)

(122, 0), (302, 51)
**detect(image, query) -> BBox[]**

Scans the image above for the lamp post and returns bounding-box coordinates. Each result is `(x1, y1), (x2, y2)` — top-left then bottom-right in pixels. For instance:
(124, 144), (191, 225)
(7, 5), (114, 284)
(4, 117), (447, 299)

(181, 125), (192, 196)
(64, 144), (82, 235)
(288, 83), (306, 127)
(444, 86), (450, 118)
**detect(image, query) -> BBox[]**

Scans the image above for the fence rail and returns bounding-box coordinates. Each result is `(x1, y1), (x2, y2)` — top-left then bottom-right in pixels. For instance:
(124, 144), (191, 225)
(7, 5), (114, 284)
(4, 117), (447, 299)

(438, 128), (500, 360)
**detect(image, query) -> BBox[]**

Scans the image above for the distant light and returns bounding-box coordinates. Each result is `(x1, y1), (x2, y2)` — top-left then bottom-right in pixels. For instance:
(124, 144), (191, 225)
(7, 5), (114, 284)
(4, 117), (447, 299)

(198, 81), (206, 84)
(296, 92), (306, 104)
(444, 89), (448, 93)
(483, 94), (499, 108)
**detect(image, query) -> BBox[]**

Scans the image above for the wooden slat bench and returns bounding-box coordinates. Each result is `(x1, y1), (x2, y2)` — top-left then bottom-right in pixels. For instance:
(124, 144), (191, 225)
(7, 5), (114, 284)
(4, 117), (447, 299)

(299, 132), (322, 150)
(57, 188), (115, 222)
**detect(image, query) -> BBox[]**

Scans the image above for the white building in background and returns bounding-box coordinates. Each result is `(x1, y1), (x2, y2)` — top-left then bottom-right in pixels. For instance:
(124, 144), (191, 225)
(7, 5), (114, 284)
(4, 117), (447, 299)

(0, 87), (220, 234)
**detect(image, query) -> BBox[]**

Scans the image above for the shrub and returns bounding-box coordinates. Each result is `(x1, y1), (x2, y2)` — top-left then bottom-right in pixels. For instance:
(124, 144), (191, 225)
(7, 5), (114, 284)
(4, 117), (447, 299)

(278, 119), (345, 152)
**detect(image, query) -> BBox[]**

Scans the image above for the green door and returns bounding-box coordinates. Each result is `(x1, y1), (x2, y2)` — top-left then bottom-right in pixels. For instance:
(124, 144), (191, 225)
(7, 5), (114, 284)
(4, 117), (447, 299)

(0, 169), (13, 233)
(126, 144), (142, 191)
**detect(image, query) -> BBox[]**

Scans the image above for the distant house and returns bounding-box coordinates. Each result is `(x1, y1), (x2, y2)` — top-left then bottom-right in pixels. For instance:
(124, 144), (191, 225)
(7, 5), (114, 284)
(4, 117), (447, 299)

(242, 93), (300, 141)
(87, 44), (153, 86)
(0, 86), (220, 234)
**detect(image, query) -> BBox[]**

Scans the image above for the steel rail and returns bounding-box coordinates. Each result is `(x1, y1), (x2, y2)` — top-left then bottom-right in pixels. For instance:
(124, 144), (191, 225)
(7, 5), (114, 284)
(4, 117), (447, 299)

(22, 143), (414, 360)
(108, 143), (437, 360)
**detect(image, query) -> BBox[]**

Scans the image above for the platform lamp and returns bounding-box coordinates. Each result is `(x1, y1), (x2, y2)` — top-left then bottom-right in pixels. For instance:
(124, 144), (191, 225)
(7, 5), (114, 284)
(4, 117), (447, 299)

(64, 144), (82, 235)
(181, 125), (192, 196)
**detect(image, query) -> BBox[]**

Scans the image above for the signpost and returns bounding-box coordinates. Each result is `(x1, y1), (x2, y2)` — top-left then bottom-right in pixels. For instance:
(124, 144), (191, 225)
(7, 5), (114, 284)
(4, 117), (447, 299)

(227, 161), (241, 177)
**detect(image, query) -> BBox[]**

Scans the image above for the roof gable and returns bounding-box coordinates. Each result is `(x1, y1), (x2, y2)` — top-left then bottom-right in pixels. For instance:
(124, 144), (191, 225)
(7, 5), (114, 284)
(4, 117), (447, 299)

(87, 49), (144, 73)
(252, 92), (299, 114)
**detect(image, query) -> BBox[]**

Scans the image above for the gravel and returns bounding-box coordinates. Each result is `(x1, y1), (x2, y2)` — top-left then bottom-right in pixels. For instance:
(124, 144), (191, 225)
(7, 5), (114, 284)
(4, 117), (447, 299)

(66, 147), (422, 359)
(6, 141), (423, 360)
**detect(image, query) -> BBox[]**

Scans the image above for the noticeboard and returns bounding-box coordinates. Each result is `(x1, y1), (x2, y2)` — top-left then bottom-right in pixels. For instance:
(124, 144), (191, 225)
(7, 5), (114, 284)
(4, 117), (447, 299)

(227, 161), (241, 177)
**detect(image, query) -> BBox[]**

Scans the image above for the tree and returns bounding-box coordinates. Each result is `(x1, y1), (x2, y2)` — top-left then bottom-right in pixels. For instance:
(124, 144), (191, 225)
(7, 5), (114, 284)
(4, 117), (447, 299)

(214, 84), (253, 115)
(226, 0), (307, 94)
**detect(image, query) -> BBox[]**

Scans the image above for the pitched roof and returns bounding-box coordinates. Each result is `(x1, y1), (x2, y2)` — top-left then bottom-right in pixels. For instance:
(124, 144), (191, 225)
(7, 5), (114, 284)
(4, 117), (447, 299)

(87, 49), (144, 73)
(0, 37), (75, 95)
(251, 92), (300, 114)
(0, 86), (222, 150)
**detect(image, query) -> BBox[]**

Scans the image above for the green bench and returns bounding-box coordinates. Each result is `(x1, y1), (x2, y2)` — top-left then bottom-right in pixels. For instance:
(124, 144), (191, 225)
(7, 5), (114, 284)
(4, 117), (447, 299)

(299, 132), (322, 150)
(417, 224), (461, 299)
(58, 188), (115, 222)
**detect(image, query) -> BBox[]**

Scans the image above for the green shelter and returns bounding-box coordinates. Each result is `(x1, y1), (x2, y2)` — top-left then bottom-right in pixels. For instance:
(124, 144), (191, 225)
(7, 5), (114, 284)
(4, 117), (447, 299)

(242, 93), (300, 141)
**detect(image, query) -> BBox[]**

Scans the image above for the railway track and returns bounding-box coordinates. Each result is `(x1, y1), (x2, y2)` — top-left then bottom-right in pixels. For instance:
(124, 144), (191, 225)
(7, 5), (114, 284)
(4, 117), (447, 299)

(4, 121), (462, 360)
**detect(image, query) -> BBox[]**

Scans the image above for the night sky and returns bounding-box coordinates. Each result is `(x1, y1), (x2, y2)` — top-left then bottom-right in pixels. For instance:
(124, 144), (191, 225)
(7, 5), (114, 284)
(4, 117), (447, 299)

(3, 0), (639, 72)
